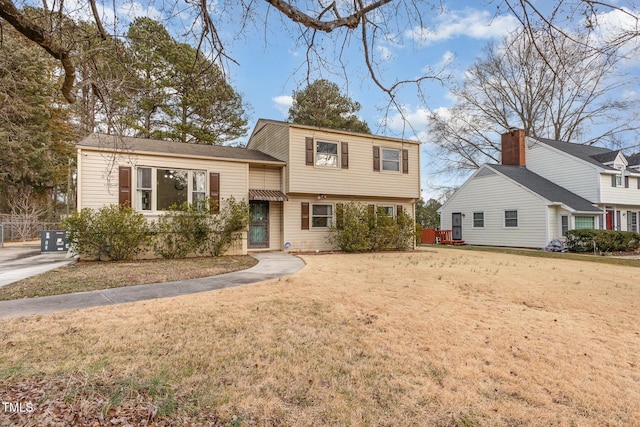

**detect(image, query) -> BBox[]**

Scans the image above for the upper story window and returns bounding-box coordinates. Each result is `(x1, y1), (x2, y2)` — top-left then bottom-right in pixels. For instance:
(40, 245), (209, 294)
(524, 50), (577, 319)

(315, 141), (338, 167)
(381, 148), (400, 172)
(504, 210), (518, 228)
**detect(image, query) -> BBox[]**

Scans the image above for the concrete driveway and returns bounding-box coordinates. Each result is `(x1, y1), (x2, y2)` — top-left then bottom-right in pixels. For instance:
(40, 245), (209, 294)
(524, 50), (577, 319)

(0, 244), (75, 288)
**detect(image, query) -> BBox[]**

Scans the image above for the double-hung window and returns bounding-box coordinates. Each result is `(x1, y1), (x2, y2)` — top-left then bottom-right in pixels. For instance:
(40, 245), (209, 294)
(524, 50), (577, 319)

(381, 148), (400, 172)
(315, 141), (338, 167)
(379, 206), (395, 217)
(561, 215), (569, 236)
(504, 210), (518, 228)
(136, 167), (152, 211)
(312, 204), (333, 228)
(473, 212), (484, 228)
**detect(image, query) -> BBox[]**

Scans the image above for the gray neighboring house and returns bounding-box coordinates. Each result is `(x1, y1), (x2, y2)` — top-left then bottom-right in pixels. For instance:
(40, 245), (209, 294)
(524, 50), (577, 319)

(439, 129), (640, 248)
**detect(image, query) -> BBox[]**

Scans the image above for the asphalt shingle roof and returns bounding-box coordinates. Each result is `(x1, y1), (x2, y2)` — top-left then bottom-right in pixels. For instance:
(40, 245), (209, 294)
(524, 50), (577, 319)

(531, 137), (618, 170)
(77, 134), (285, 164)
(488, 164), (603, 213)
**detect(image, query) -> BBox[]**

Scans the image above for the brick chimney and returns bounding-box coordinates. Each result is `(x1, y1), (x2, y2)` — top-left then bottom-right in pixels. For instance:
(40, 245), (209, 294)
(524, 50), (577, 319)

(501, 128), (526, 166)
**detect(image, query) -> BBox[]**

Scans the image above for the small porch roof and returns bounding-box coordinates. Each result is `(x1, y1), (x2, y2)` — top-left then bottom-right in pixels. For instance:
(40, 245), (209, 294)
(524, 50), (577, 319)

(249, 189), (288, 201)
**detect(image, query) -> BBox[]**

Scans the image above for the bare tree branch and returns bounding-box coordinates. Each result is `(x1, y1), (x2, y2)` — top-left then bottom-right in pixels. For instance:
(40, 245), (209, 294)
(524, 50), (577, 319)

(0, 0), (76, 103)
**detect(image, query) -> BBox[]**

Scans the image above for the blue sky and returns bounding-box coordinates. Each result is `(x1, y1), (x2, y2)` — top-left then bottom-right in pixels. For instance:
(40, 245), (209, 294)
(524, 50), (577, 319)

(84, 0), (640, 198)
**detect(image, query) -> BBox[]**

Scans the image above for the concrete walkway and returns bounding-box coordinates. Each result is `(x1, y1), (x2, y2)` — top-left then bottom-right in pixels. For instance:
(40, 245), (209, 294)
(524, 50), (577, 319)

(0, 244), (75, 288)
(0, 252), (305, 319)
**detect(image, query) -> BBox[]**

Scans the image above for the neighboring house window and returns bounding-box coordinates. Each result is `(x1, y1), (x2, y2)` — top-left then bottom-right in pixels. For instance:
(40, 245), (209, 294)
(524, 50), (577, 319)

(312, 204), (333, 228)
(315, 141), (338, 167)
(561, 215), (569, 236)
(136, 167), (152, 211)
(612, 173), (622, 187)
(473, 212), (484, 228)
(381, 148), (400, 172)
(574, 216), (595, 230)
(630, 211), (638, 232)
(504, 210), (518, 228)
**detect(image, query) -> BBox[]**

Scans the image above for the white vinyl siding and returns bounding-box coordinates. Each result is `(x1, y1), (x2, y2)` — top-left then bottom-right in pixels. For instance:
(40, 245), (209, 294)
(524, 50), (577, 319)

(525, 139), (600, 202)
(440, 168), (550, 248)
(287, 127), (420, 199)
(600, 174), (640, 205)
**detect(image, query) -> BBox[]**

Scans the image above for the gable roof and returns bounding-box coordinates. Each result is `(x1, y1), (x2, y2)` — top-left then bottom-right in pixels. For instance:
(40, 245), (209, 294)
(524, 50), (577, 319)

(531, 137), (618, 170)
(77, 134), (285, 164)
(250, 118), (421, 146)
(488, 164), (603, 213)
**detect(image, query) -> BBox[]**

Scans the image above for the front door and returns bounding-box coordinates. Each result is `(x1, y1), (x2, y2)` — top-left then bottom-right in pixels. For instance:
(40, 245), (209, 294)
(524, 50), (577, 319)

(248, 201), (269, 249)
(606, 210), (614, 230)
(452, 212), (462, 241)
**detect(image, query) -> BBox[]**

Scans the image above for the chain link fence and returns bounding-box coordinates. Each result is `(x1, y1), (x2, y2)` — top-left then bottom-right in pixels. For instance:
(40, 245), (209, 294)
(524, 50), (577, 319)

(0, 221), (62, 247)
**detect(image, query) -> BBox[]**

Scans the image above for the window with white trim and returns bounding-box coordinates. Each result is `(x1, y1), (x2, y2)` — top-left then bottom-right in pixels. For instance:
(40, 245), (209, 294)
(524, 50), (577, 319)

(504, 210), (518, 228)
(312, 204), (333, 228)
(379, 206), (394, 217)
(561, 215), (569, 236)
(136, 167), (152, 211)
(381, 148), (400, 172)
(473, 212), (484, 228)
(575, 216), (595, 230)
(135, 167), (206, 211)
(315, 141), (338, 167)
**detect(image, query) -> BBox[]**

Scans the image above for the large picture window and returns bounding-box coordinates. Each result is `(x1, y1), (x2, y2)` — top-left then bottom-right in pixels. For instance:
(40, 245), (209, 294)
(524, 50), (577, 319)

(574, 216), (595, 230)
(504, 210), (518, 228)
(315, 141), (338, 167)
(381, 148), (400, 172)
(135, 167), (206, 211)
(312, 204), (333, 228)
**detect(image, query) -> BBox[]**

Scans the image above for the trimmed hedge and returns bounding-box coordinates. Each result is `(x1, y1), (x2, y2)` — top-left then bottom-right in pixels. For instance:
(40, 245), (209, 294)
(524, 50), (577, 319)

(565, 229), (640, 253)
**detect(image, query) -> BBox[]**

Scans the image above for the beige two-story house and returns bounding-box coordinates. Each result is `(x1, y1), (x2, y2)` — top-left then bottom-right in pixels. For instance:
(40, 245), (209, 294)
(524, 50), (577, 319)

(75, 119), (421, 254)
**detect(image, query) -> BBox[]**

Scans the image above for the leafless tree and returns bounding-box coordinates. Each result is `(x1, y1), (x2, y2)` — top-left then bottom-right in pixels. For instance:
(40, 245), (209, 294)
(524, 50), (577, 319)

(427, 27), (639, 175)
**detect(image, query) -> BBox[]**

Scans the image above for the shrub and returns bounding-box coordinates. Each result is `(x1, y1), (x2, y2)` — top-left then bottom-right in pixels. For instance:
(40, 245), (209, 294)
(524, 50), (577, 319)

(152, 197), (250, 259)
(566, 229), (640, 253)
(151, 202), (211, 259)
(328, 202), (415, 252)
(62, 205), (149, 260)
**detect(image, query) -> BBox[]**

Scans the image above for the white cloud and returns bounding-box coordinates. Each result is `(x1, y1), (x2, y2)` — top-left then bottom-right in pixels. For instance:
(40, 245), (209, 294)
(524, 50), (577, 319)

(406, 8), (518, 47)
(117, 2), (163, 22)
(376, 45), (394, 61)
(272, 95), (293, 118)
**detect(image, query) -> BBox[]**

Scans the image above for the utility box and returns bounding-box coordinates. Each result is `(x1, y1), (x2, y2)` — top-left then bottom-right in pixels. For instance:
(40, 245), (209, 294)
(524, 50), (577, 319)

(41, 230), (70, 253)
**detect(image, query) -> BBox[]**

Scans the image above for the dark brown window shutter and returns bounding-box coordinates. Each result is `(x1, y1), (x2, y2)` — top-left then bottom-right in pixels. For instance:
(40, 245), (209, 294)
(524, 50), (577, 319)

(301, 202), (309, 230)
(305, 137), (314, 166)
(611, 174), (617, 187)
(336, 203), (344, 230)
(402, 149), (409, 174)
(637, 177), (640, 190)
(341, 142), (349, 169)
(209, 172), (220, 213)
(118, 166), (132, 207)
(625, 176), (629, 188)
(397, 205), (403, 216)
(373, 146), (380, 171)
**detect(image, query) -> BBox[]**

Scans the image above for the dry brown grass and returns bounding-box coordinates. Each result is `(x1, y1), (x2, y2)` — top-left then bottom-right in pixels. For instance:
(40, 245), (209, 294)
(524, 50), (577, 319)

(0, 256), (257, 301)
(1, 248), (639, 426)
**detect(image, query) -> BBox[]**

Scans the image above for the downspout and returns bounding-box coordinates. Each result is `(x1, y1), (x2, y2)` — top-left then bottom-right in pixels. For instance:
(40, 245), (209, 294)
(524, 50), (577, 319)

(76, 148), (82, 210)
